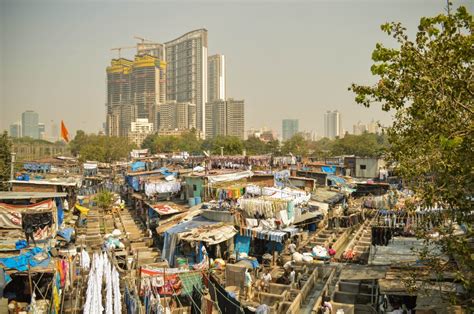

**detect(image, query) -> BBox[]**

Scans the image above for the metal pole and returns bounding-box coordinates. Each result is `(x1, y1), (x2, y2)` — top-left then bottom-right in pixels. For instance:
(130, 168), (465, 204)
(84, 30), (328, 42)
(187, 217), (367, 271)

(10, 152), (16, 190)
(220, 147), (223, 157)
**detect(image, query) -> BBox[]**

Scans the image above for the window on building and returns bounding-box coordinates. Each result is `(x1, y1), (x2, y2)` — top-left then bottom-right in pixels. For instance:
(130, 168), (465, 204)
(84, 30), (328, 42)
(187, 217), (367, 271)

(360, 165), (367, 170)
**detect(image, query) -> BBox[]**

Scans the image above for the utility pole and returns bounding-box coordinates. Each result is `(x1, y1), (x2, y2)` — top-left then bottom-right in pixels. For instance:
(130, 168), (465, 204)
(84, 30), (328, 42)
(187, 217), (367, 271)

(10, 152), (15, 191)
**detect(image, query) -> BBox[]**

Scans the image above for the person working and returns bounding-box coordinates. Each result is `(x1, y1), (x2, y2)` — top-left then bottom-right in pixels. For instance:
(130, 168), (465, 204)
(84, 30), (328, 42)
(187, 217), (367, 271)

(260, 269), (272, 292)
(289, 267), (296, 285)
(328, 245), (336, 260)
(288, 241), (297, 254)
(244, 269), (253, 300)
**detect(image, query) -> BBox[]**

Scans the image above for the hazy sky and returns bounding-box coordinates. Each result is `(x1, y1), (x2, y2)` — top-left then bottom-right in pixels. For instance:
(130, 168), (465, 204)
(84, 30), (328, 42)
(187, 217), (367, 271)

(0, 0), (471, 137)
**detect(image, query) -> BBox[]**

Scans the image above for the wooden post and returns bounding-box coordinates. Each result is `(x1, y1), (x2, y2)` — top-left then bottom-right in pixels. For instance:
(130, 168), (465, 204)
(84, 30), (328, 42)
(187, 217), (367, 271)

(137, 265), (142, 296)
(27, 260), (33, 298)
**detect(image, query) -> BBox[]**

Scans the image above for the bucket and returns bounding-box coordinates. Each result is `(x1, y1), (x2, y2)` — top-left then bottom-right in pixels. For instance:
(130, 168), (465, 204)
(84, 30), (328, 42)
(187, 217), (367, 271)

(188, 197), (196, 207)
(195, 196), (202, 205)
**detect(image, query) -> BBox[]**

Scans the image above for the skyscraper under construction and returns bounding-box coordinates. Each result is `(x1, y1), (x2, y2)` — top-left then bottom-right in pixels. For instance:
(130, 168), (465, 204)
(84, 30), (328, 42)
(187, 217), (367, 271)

(106, 55), (166, 137)
(106, 29), (226, 139)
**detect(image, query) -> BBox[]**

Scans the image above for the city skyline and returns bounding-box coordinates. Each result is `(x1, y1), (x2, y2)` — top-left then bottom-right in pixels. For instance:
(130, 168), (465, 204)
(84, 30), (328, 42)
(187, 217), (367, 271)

(1, 1), (469, 137)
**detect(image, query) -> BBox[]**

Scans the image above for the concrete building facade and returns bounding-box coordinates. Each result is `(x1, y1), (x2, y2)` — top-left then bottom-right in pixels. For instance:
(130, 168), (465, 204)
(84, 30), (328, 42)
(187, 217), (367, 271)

(21, 111), (39, 139)
(282, 119), (299, 141)
(208, 54), (226, 102)
(205, 99), (244, 139)
(324, 110), (342, 139)
(128, 118), (154, 147)
(165, 29), (208, 134)
(159, 101), (196, 131)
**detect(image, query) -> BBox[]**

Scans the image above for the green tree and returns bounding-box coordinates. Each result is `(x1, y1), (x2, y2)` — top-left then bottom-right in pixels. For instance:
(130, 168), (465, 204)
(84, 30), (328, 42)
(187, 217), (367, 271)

(69, 133), (135, 162)
(94, 190), (114, 211)
(0, 132), (12, 191)
(210, 136), (244, 155)
(331, 133), (387, 157)
(281, 134), (309, 156)
(265, 139), (281, 156)
(177, 129), (202, 153)
(351, 5), (473, 299)
(244, 136), (268, 155)
(142, 130), (202, 154)
(69, 130), (87, 156)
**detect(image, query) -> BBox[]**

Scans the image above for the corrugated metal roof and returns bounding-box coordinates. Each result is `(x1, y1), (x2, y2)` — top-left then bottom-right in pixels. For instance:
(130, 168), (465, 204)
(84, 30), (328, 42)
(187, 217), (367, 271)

(9, 179), (78, 186)
(0, 192), (68, 200)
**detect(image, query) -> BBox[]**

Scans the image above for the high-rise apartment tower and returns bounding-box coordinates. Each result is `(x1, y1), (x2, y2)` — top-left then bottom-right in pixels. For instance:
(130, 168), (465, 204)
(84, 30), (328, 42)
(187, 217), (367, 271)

(282, 119), (299, 141)
(165, 29), (208, 134)
(21, 111), (39, 139)
(324, 110), (342, 139)
(208, 54), (226, 102)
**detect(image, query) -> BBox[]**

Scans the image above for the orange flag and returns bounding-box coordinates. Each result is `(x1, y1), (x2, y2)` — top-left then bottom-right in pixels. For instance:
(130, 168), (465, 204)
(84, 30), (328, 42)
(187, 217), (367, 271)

(61, 120), (70, 142)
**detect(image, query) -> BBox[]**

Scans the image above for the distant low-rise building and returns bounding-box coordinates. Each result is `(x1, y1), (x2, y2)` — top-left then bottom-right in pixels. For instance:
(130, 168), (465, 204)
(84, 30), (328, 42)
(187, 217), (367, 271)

(344, 156), (385, 178)
(13, 139), (70, 161)
(128, 118), (154, 147)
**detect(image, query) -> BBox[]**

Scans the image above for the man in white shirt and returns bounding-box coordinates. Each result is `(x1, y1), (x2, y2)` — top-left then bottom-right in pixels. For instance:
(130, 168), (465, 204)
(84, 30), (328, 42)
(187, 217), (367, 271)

(289, 267), (296, 285)
(288, 242), (297, 254)
(244, 269), (253, 300)
(260, 269), (272, 292)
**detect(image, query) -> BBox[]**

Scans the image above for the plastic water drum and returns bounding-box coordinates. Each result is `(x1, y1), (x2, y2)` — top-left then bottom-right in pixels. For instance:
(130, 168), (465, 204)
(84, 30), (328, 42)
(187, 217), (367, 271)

(188, 197), (196, 207)
(195, 196), (202, 205)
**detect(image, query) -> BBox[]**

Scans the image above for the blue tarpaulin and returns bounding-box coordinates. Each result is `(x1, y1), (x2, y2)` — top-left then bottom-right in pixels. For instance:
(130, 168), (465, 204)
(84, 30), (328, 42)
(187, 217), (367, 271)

(322, 166), (336, 174)
(131, 161), (146, 172)
(0, 248), (50, 272)
(234, 235), (251, 255)
(15, 240), (27, 250)
(126, 176), (140, 191)
(327, 175), (346, 184)
(159, 167), (177, 177)
(162, 217), (219, 266)
(57, 228), (74, 242)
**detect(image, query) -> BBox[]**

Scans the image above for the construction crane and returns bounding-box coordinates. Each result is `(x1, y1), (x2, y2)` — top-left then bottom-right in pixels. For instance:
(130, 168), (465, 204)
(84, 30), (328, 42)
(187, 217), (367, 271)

(134, 36), (154, 43)
(110, 46), (136, 58)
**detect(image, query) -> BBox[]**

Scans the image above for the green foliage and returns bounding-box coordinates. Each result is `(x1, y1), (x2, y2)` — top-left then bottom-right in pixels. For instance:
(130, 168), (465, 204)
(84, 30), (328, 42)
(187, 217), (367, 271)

(93, 190), (114, 211)
(281, 134), (309, 156)
(243, 137), (282, 156)
(69, 131), (136, 162)
(244, 136), (268, 155)
(142, 129), (203, 154)
(206, 136), (244, 155)
(0, 132), (12, 191)
(351, 6), (473, 299)
(331, 133), (388, 157)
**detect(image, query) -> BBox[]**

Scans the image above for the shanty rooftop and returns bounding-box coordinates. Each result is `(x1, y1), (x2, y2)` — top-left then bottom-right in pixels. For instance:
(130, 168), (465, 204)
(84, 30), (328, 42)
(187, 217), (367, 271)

(0, 191), (68, 200)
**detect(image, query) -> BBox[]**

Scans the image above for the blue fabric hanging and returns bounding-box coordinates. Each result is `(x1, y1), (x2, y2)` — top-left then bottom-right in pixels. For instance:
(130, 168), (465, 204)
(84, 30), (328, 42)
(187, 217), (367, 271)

(55, 198), (64, 226)
(234, 235), (251, 254)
